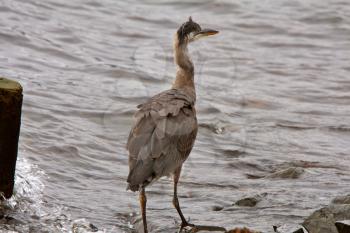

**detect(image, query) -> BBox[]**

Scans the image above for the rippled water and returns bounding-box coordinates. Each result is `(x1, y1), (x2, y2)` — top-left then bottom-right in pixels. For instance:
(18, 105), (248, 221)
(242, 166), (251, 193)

(1, 0), (350, 232)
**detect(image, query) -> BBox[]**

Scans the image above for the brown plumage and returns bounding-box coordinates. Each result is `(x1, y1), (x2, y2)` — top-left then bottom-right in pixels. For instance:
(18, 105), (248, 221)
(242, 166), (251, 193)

(126, 89), (197, 191)
(126, 17), (218, 233)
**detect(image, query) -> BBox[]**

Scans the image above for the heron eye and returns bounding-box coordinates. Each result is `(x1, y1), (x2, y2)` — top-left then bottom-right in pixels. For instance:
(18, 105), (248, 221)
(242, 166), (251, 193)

(188, 31), (195, 39)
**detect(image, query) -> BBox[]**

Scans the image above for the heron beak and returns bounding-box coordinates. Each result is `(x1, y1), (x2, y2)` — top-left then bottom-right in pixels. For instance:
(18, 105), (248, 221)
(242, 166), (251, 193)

(191, 29), (219, 42)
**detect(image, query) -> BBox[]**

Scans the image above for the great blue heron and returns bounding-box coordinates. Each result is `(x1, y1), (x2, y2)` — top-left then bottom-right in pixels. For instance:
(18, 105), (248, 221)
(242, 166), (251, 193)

(126, 17), (218, 233)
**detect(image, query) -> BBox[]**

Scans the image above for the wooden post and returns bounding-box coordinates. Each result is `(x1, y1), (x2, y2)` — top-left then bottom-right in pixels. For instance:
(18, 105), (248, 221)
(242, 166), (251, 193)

(0, 77), (23, 199)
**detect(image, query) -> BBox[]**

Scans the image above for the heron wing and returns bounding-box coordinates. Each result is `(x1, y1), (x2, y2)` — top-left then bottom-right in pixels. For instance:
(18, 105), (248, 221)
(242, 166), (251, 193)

(126, 89), (197, 191)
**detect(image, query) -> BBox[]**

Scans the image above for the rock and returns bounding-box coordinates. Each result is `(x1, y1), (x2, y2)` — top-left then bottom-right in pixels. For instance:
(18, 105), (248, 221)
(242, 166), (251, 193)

(273, 224), (307, 233)
(72, 219), (102, 233)
(302, 204), (350, 233)
(29, 225), (50, 233)
(234, 193), (267, 207)
(332, 194), (350, 205)
(293, 228), (305, 233)
(220, 149), (245, 158)
(235, 197), (259, 207)
(266, 167), (304, 179)
(199, 122), (225, 134)
(0, 215), (24, 225)
(246, 173), (265, 179)
(335, 220), (350, 233)
(0, 77), (23, 199)
(328, 204), (350, 220)
(212, 205), (224, 211)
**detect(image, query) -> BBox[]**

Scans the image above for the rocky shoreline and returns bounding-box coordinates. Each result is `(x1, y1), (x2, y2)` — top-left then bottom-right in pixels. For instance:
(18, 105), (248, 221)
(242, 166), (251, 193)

(229, 194), (350, 233)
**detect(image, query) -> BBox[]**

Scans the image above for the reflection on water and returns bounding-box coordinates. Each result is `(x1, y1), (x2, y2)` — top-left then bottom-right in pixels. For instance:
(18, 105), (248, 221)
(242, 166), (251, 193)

(0, 0), (350, 232)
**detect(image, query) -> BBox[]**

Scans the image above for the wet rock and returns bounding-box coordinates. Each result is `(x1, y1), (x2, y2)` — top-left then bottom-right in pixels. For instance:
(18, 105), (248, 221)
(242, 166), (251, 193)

(235, 197), (259, 207)
(245, 173), (265, 179)
(332, 194), (350, 205)
(292, 228), (305, 233)
(266, 167), (304, 179)
(302, 204), (350, 233)
(199, 122), (225, 134)
(0, 215), (24, 225)
(29, 225), (50, 233)
(212, 205), (224, 211)
(327, 204), (350, 219)
(72, 219), (101, 233)
(234, 193), (266, 207)
(273, 224), (307, 233)
(220, 149), (245, 158)
(89, 223), (98, 232)
(335, 220), (350, 233)
(303, 207), (337, 233)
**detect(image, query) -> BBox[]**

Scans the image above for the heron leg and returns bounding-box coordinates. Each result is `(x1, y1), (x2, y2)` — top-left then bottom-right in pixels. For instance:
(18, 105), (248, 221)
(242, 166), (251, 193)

(139, 186), (148, 233)
(173, 166), (194, 232)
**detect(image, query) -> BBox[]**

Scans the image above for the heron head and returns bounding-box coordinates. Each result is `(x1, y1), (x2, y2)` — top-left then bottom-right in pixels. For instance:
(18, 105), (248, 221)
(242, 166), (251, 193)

(177, 17), (218, 45)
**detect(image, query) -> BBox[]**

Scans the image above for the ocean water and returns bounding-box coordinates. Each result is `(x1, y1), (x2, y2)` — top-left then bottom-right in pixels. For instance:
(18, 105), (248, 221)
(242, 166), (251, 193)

(0, 0), (350, 232)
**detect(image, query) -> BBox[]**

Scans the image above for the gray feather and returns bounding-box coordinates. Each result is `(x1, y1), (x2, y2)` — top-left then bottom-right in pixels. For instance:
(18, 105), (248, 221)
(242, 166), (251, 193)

(126, 89), (197, 191)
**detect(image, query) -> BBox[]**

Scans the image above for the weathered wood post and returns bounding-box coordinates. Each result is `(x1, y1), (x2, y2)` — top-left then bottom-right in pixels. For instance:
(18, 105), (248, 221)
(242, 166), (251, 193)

(0, 77), (23, 199)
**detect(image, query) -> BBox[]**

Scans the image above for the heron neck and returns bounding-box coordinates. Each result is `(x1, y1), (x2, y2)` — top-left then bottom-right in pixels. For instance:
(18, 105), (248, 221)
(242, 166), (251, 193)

(172, 38), (195, 90)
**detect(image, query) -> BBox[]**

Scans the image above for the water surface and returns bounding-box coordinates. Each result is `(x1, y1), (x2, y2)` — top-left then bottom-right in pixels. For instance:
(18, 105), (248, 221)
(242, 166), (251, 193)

(0, 0), (350, 232)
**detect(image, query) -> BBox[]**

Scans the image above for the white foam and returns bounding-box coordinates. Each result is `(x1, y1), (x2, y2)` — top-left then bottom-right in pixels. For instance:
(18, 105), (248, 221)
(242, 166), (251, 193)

(5, 157), (45, 213)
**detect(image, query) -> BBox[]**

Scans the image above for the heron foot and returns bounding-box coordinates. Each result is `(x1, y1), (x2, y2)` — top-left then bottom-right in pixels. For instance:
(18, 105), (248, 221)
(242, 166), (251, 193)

(178, 221), (194, 233)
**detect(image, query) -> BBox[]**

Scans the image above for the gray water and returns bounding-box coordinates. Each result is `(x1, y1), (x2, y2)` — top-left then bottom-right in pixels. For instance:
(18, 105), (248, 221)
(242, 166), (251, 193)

(1, 0), (350, 232)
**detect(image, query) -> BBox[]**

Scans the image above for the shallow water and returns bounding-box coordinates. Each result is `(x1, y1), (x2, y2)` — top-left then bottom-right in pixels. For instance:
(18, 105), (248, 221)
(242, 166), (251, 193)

(0, 0), (350, 232)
